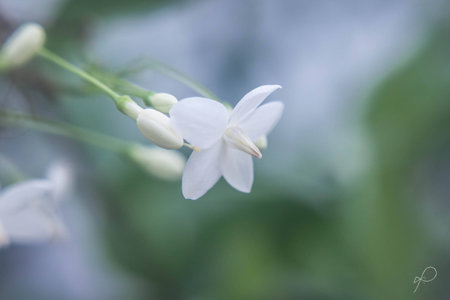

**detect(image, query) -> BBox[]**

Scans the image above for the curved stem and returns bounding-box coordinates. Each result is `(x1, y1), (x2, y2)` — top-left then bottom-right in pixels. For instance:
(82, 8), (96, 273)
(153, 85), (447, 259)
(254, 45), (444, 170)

(37, 48), (122, 104)
(119, 58), (221, 101)
(0, 110), (131, 154)
(89, 68), (154, 100)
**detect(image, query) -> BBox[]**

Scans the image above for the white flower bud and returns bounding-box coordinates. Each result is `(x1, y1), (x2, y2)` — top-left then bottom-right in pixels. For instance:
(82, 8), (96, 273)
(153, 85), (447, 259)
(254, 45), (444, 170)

(1, 23), (46, 69)
(119, 97), (143, 120)
(255, 136), (268, 151)
(128, 146), (185, 180)
(149, 93), (178, 113)
(137, 108), (184, 149)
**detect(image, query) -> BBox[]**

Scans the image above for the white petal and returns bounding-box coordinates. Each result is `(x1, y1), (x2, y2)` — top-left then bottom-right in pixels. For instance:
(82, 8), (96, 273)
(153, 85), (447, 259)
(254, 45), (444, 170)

(182, 141), (223, 200)
(229, 85), (281, 125)
(220, 144), (254, 193)
(239, 101), (284, 140)
(170, 98), (228, 149)
(46, 160), (73, 203)
(0, 180), (53, 214)
(0, 209), (57, 243)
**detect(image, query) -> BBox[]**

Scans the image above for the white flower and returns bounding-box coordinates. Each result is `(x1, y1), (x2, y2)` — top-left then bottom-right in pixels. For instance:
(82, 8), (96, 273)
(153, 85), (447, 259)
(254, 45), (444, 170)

(0, 23), (46, 69)
(170, 85), (283, 199)
(0, 161), (71, 247)
(128, 145), (186, 181)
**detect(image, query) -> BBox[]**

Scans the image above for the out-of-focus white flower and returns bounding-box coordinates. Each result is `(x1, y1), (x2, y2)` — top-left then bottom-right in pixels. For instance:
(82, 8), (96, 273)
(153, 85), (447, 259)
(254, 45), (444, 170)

(128, 145), (185, 180)
(137, 108), (184, 149)
(0, 161), (72, 247)
(148, 93), (178, 113)
(170, 85), (283, 199)
(0, 23), (46, 69)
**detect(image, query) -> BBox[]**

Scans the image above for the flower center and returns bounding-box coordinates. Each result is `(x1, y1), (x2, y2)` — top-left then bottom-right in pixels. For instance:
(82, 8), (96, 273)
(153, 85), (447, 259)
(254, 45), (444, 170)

(224, 127), (262, 158)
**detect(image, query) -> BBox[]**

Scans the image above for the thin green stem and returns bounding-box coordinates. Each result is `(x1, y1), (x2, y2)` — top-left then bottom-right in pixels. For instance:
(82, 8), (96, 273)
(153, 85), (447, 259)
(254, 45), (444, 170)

(89, 68), (154, 100)
(0, 110), (131, 154)
(119, 58), (221, 101)
(37, 48), (122, 104)
(112, 80), (152, 100)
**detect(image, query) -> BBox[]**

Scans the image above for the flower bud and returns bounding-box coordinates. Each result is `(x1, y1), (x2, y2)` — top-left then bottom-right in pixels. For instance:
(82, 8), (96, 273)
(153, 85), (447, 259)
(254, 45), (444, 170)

(128, 145), (185, 180)
(118, 96), (143, 120)
(137, 109), (184, 149)
(255, 136), (268, 151)
(0, 23), (46, 69)
(148, 93), (178, 113)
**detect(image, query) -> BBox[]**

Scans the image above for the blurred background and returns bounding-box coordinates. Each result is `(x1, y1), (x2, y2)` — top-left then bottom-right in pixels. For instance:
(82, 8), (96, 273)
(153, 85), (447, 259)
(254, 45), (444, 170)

(0, 0), (449, 299)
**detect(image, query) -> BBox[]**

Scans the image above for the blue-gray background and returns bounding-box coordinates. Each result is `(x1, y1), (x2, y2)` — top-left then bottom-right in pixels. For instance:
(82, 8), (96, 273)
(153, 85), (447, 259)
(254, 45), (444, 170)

(0, 0), (449, 299)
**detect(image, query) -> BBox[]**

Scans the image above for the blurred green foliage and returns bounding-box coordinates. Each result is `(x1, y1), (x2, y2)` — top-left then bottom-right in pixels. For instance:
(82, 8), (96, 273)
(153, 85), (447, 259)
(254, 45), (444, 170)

(92, 25), (450, 299)
(46, 0), (179, 51)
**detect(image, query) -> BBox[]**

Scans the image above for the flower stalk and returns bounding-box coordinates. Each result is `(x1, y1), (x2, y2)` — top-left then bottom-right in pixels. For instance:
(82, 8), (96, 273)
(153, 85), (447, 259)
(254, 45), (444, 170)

(0, 109), (129, 154)
(37, 48), (122, 104)
(86, 67), (154, 100)
(0, 110), (186, 180)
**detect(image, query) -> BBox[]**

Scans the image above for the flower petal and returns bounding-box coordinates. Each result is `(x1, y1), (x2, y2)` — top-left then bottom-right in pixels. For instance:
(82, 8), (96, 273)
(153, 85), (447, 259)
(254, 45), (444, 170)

(0, 209), (58, 243)
(182, 141), (223, 200)
(0, 180), (53, 214)
(46, 160), (73, 203)
(220, 144), (254, 193)
(239, 101), (284, 141)
(170, 97), (228, 149)
(229, 85), (281, 125)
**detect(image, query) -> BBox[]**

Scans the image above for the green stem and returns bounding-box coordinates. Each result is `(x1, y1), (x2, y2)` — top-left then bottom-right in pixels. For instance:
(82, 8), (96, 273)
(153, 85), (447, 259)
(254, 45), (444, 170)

(37, 48), (122, 104)
(113, 80), (153, 100)
(120, 58), (221, 101)
(0, 110), (131, 154)
(89, 68), (154, 100)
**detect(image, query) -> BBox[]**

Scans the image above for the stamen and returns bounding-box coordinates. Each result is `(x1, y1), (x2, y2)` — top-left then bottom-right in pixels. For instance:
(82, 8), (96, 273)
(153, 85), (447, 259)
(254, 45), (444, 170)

(224, 127), (262, 158)
(184, 143), (201, 152)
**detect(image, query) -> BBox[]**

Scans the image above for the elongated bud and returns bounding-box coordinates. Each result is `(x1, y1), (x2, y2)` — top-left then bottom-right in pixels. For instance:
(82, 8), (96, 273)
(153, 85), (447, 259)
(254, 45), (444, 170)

(148, 93), (178, 113)
(128, 145), (185, 180)
(137, 109), (184, 149)
(118, 96), (143, 120)
(0, 23), (46, 69)
(224, 126), (262, 158)
(255, 136), (267, 151)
